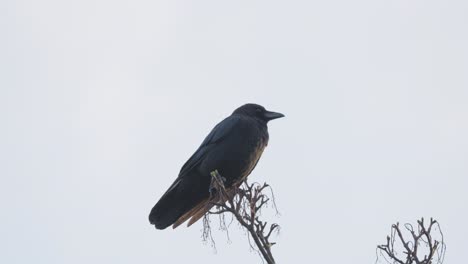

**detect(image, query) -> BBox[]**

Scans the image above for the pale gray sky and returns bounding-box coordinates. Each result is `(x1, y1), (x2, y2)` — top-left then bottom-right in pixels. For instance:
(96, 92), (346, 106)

(1, 0), (467, 263)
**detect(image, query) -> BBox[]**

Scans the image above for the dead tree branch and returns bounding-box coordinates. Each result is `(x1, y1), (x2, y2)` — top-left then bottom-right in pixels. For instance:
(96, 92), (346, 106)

(203, 170), (280, 264)
(376, 218), (446, 264)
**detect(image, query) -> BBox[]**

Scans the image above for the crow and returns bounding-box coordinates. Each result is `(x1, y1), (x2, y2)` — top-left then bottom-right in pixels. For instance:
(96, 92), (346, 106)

(149, 103), (284, 230)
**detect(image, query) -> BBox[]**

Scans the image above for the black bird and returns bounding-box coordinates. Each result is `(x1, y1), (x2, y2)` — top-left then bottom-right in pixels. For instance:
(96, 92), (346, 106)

(149, 103), (284, 230)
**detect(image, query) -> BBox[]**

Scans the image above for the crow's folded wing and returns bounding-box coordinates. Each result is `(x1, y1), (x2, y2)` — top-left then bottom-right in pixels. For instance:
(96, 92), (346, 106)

(161, 115), (242, 196)
(178, 115), (242, 176)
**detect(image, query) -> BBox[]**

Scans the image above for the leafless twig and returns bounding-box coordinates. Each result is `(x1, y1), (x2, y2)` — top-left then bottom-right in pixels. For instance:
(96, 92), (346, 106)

(376, 218), (446, 264)
(203, 170), (280, 264)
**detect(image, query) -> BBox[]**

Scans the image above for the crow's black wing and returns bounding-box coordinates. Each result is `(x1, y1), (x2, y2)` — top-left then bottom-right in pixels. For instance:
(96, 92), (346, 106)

(158, 115), (242, 197)
(178, 115), (242, 177)
(149, 115), (242, 229)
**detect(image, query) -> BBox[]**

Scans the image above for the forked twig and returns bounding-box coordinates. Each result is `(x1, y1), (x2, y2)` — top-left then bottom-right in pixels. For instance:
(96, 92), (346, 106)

(203, 170), (280, 264)
(376, 218), (446, 264)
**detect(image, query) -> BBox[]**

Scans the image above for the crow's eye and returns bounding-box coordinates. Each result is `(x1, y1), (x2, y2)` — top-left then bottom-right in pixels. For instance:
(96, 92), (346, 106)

(256, 108), (262, 113)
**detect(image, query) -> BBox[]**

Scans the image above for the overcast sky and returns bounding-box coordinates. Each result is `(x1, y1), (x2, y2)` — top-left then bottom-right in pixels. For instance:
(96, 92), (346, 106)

(1, 0), (467, 263)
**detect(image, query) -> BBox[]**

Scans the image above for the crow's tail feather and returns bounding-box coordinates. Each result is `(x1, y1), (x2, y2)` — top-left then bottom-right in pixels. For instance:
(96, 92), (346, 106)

(149, 186), (186, 229)
(149, 176), (208, 230)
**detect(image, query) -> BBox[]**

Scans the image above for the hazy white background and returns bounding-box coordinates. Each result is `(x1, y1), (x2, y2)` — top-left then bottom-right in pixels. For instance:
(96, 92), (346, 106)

(1, 0), (467, 263)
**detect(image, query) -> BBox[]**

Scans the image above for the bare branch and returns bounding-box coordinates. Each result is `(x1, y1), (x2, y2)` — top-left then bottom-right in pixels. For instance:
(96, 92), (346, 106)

(203, 170), (280, 264)
(376, 218), (446, 264)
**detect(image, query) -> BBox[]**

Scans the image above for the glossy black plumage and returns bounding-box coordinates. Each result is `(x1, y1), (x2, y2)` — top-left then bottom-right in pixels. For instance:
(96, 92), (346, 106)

(149, 103), (284, 230)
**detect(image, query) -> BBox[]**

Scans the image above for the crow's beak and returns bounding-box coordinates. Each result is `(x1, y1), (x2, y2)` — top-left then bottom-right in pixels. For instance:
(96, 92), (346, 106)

(264, 110), (285, 121)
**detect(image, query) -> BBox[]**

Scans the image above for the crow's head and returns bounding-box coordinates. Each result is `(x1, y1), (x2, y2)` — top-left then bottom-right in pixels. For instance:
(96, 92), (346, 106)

(233, 103), (285, 123)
